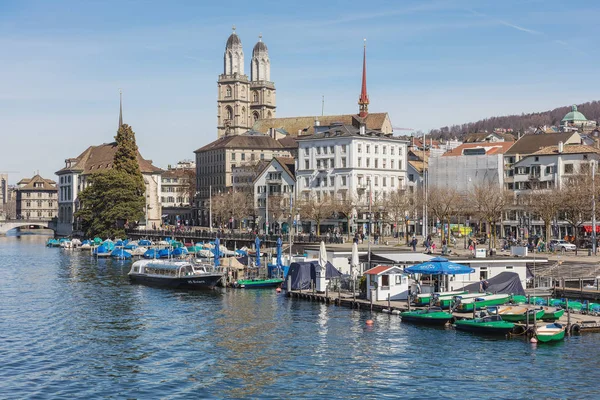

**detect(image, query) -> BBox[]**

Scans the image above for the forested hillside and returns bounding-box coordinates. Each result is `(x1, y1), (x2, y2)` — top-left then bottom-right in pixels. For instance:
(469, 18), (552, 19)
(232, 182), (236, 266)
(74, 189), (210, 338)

(429, 100), (600, 140)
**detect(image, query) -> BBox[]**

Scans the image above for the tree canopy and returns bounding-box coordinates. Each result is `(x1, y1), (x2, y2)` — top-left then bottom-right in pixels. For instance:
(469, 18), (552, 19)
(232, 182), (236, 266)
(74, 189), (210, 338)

(75, 123), (146, 238)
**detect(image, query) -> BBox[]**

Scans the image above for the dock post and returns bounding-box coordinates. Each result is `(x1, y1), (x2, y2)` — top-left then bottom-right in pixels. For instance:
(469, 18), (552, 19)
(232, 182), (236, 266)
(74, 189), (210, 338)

(312, 280), (315, 295)
(353, 279), (356, 308)
(325, 286), (329, 303)
(338, 284), (341, 306)
(287, 275), (291, 292)
(566, 298), (571, 337)
(532, 308), (537, 336)
(370, 289), (374, 311)
(388, 293), (391, 311)
(472, 302), (476, 319)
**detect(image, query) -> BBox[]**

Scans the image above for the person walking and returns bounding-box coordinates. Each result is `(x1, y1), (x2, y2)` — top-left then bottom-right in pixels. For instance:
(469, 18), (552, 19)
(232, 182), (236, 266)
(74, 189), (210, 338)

(411, 237), (417, 252)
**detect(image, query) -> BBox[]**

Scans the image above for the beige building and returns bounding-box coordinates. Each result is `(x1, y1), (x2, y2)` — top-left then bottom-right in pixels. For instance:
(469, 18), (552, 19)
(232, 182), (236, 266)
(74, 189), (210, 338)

(194, 132), (291, 226)
(15, 174), (58, 221)
(217, 28), (276, 138)
(161, 162), (195, 226)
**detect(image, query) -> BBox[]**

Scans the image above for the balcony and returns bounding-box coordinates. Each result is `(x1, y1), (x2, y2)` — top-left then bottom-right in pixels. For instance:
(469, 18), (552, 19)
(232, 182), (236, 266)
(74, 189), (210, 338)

(266, 177), (282, 183)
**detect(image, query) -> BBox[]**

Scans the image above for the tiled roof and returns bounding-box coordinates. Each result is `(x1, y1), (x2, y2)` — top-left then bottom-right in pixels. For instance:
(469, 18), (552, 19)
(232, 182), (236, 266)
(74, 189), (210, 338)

(56, 142), (162, 175)
(408, 160), (427, 173)
(254, 157), (296, 183)
(194, 133), (284, 153)
(463, 132), (516, 143)
(532, 144), (600, 155)
(364, 265), (394, 275)
(443, 142), (514, 156)
(296, 124), (406, 142)
(277, 135), (298, 149)
(252, 112), (391, 136)
(504, 132), (579, 155)
(17, 174), (57, 191)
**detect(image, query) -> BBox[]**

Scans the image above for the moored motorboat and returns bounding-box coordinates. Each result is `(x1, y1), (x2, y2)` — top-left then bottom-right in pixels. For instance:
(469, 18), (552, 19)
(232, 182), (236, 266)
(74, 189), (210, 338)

(536, 323), (566, 343)
(455, 294), (511, 313)
(437, 293), (483, 309)
(541, 308), (565, 321)
(414, 291), (467, 306)
(128, 259), (223, 289)
(400, 307), (453, 325)
(453, 315), (515, 335)
(235, 278), (283, 288)
(489, 306), (545, 323)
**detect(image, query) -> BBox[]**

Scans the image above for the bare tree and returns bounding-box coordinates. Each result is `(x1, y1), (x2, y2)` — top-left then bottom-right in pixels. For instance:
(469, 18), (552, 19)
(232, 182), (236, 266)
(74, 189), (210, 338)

(526, 188), (562, 245)
(560, 175), (593, 253)
(386, 188), (412, 244)
(428, 186), (462, 242)
(331, 194), (356, 241)
(472, 182), (511, 249)
(299, 193), (334, 236)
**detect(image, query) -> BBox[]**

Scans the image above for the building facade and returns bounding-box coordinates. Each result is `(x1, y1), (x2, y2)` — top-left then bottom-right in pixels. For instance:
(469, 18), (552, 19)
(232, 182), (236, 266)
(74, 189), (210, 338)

(253, 157), (296, 234)
(15, 174), (58, 221)
(161, 163), (195, 227)
(194, 132), (291, 226)
(217, 28), (276, 138)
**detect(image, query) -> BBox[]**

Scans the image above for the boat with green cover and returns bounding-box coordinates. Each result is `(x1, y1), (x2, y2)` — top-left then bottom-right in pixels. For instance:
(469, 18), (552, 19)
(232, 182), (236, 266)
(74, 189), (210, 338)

(400, 307), (453, 325)
(234, 278), (283, 288)
(536, 323), (566, 343)
(510, 295), (528, 304)
(490, 306), (544, 322)
(456, 294), (511, 313)
(413, 291), (467, 306)
(541, 308), (565, 321)
(454, 315), (515, 335)
(436, 293), (484, 309)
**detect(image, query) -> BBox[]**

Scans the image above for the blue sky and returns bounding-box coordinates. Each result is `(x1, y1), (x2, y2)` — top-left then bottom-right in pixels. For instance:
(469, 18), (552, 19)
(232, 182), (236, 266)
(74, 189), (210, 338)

(2, 0), (600, 183)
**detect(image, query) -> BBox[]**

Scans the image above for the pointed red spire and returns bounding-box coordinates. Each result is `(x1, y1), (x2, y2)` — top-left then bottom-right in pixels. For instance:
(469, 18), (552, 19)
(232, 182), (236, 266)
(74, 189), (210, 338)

(358, 39), (369, 118)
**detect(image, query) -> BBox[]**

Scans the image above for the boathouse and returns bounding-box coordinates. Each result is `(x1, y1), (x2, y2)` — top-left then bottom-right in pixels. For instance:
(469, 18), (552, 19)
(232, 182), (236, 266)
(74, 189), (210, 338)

(364, 265), (411, 301)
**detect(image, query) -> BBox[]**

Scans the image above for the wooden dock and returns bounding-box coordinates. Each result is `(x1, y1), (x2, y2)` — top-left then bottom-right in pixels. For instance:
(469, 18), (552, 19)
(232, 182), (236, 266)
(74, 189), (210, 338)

(286, 289), (600, 334)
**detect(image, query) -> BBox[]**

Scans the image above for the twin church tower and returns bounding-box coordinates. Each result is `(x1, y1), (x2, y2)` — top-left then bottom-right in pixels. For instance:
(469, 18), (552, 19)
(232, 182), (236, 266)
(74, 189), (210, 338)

(217, 26), (276, 138)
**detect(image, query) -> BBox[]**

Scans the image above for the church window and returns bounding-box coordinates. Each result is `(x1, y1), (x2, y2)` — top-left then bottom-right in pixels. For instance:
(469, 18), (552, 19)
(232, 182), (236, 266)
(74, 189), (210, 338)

(267, 110), (272, 118)
(253, 112), (259, 122)
(226, 86), (232, 97)
(252, 91), (258, 103)
(226, 106), (233, 121)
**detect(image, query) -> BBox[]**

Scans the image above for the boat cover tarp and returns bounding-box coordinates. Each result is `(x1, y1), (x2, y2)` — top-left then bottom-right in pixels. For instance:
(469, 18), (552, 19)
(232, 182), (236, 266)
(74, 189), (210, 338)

(458, 271), (525, 296)
(287, 261), (343, 290)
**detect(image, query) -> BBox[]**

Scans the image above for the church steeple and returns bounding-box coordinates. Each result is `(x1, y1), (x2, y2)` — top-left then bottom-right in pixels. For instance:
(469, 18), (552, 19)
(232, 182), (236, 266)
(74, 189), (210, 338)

(118, 89), (123, 128)
(358, 39), (369, 118)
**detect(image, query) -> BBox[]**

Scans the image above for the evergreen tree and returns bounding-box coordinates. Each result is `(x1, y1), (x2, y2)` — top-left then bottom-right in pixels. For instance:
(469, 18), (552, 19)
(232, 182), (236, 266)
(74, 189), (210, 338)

(75, 124), (146, 238)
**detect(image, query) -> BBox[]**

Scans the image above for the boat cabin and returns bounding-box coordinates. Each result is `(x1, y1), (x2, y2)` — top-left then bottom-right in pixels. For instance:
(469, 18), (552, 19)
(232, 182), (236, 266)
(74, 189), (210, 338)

(130, 261), (198, 278)
(364, 265), (412, 301)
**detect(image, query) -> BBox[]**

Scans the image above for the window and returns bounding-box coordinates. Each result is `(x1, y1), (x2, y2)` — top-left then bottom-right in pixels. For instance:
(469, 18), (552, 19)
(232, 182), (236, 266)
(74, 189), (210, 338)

(226, 86), (232, 97)
(329, 177), (334, 186)
(383, 160), (387, 169)
(358, 144), (362, 153)
(341, 157), (347, 168)
(391, 146), (395, 155)
(358, 157), (362, 167)
(251, 154), (255, 161)
(383, 177), (387, 187)
(305, 160), (309, 169)
(49, 202), (53, 207)
(545, 166), (554, 174)
(329, 146), (334, 154)
(317, 160), (321, 169)
(374, 176), (379, 186)
(584, 154), (589, 160)
(375, 146), (379, 154)
(408, 174), (415, 182)
(534, 156), (539, 162)
(564, 164), (574, 174)
(316, 178), (321, 187)
(26, 201), (31, 207)
(375, 159), (379, 168)
(304, 148), (309, 156)
(342, 145), (347, 154)
(304, 177), (309, 186)
(391, 160), (395, 169)
(366, 145), (370, 154)
(260, 153), (265, 160)
(231, 153), (236, 160)
(367, 158), (371, 168)
(226, 106), (233, 120)
(391, 178), (395, 187)
(342, 176), (347, 186)
(241, 153), (246, 161)
(317, 147), (321, 155)
(37, 200), (42, 207)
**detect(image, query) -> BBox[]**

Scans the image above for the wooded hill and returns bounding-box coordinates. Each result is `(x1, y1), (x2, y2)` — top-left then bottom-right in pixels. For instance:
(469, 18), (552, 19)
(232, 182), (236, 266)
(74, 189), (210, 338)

(429, 100), (600, 140)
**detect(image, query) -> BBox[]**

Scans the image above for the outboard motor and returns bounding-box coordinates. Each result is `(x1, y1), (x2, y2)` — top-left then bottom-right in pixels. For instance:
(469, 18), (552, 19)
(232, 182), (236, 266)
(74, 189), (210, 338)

(450, 295), (462, 312)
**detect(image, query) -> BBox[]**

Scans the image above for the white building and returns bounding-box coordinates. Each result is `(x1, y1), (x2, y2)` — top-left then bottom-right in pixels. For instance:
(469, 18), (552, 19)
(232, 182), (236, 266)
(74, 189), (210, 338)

(253, 157), (296, 234)
(295, 122), (409, 235)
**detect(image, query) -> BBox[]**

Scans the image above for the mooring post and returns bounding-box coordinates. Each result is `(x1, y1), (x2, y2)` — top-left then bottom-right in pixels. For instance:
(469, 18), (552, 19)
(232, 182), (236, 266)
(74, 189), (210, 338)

(566, 298), (571, 337)
(338, 284), (341, 306)
(287, 275), (291, 292)
(388, 293), (391, 311)
(370, 289), (374, 311)
(472, 301), (477, 319)
(526, 309), (530, 336)
(325, 286), (328, 303)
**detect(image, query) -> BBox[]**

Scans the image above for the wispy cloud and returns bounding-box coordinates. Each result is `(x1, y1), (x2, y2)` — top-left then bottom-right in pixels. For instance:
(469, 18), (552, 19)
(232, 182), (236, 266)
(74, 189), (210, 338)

(498, 20), (541, 35)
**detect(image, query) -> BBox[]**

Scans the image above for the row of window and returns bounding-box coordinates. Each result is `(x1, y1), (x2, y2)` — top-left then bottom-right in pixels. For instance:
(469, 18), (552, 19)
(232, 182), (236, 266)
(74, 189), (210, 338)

(161, 187), (188, 193)
(59, 176), (72, 184)
(256, 185), (294, 194)
(231, 152), (267, 162)
(358, 143), (398, 155)
(161, 178), (188, 184)
(161, 197), (189, 204)
(24, 201), (54, 207)
(24, 192), (56, 198)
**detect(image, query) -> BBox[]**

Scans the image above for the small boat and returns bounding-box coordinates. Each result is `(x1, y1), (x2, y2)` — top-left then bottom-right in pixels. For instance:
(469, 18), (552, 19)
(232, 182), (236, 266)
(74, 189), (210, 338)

(111, 248), (132, 260)
(128, 259), (223, 289)
(510, 295), (528, 304)
(489, 306), (544, 322)
(536, 323), (566, 343)
(46, 239), (60, 247)
(235, 278), (283, 288)
(414, 291), (467, 306)
(437, 293), (483, 309)
(454, 315), (515, 335)
(541, 308), (565, 321)
(456, 294), (511, 313)
(400, 307), (453, 325)
(93, 244), (112, 257)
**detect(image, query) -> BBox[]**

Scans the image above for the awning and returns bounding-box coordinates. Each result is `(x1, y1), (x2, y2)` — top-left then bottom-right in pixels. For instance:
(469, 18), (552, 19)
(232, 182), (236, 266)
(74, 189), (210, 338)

(583, 225), (600, 233)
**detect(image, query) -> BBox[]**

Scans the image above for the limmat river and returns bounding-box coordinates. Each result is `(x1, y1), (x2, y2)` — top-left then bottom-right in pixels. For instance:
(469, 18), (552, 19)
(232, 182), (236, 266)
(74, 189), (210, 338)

(2, 235), (600, 399)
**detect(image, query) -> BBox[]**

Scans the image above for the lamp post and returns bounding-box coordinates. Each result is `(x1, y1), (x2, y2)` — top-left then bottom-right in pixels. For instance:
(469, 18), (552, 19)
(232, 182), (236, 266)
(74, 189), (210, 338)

(367, 179), (372, 269)
(593, 161), (597, 255)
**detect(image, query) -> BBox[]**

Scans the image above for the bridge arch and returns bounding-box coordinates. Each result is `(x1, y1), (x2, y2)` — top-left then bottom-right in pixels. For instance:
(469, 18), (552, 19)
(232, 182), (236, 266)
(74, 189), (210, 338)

(0, 220), (55, 235)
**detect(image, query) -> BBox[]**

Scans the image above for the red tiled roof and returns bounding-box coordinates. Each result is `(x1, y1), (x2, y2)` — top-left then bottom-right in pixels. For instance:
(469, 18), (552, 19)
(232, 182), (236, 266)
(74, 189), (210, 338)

(364, 265), (393, 275)
(443, 142), (513, 156)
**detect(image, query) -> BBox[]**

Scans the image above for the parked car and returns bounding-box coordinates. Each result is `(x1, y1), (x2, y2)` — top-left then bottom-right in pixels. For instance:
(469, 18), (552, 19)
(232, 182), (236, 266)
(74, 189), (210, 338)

(549, 239), (577, 252)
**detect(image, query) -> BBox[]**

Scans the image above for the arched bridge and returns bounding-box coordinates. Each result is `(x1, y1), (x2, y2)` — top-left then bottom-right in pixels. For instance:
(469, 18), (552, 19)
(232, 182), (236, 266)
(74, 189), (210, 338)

(0, 219), (55, 235)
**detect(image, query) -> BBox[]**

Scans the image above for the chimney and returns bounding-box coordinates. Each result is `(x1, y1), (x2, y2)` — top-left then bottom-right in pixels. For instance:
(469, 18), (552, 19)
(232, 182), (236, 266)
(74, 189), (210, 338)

(359, 123), (366, 136)
(558, 141), (564, 154)
(314, 117), (320, 127)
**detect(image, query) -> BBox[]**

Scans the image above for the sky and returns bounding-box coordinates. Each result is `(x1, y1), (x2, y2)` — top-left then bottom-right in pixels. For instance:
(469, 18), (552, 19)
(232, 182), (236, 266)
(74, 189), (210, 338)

(2, 0), (600, 183)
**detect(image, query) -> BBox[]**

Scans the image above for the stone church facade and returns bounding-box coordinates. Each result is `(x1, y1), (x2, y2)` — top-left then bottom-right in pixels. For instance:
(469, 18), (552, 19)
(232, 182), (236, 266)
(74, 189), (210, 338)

(217, 27), (276, 138)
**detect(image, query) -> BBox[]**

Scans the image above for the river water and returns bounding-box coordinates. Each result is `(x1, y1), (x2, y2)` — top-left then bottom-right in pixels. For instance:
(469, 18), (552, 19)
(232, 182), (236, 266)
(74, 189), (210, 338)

(1, 235), (600, 399)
